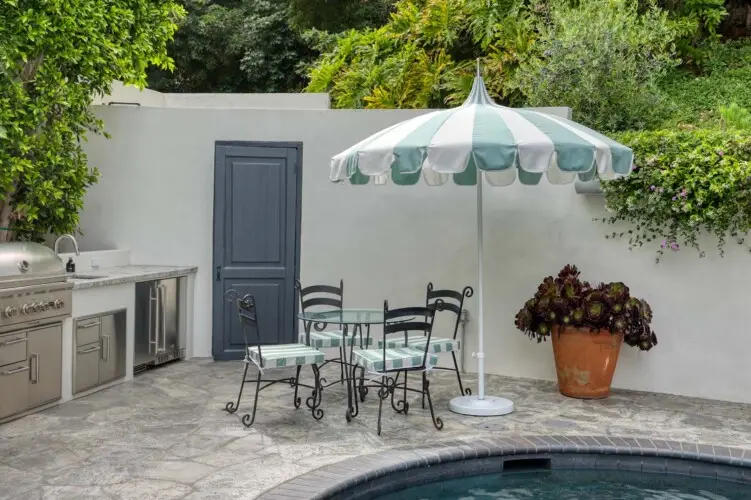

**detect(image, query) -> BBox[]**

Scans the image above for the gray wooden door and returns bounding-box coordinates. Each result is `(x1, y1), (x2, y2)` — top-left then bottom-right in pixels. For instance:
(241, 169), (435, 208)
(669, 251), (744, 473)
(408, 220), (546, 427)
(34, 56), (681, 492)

(212, 142), (302, 361)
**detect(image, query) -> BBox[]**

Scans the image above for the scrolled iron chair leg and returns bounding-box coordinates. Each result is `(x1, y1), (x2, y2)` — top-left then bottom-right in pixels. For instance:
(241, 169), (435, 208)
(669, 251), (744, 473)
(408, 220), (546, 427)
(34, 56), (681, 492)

(293, 365), (302, 409)
(307, 364), (325, 420)
(241, 371), (262, 428)
(390, 371), (408, 415)
(423, 375), (444, 431)
(376, 375), (389, 435)
(225, 361), (249, 414)
(452, 351), (471, 396)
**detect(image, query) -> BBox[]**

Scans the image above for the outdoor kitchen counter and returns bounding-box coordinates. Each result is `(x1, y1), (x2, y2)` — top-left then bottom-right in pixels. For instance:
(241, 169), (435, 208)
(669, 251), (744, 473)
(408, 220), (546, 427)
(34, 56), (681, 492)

(68, 265), (198, 290)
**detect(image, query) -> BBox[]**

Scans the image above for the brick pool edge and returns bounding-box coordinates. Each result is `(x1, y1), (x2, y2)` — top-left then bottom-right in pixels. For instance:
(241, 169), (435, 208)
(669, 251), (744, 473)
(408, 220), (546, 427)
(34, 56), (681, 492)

(257, 435), (751, 500)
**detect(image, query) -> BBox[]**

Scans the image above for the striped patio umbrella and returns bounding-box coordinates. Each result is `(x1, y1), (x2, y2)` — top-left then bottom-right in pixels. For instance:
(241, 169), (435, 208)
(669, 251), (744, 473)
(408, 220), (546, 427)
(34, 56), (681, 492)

(330, 65), (634, 417)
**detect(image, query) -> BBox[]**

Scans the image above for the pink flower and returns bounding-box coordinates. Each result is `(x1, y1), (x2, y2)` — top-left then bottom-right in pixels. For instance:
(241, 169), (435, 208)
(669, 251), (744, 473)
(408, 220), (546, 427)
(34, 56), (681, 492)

(661, 240), (667, 248)
(718, 150), (725, 156)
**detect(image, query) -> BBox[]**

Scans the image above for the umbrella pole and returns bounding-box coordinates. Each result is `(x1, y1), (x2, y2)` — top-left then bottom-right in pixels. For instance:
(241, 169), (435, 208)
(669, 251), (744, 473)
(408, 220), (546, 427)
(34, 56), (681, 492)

(476, 172), (486, 399)
(448, 178), (515, 416)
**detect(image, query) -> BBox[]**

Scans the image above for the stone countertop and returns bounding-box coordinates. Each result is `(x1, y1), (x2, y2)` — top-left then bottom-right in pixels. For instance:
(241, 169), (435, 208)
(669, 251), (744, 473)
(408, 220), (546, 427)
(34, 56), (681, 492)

(68, 265), (198, 290)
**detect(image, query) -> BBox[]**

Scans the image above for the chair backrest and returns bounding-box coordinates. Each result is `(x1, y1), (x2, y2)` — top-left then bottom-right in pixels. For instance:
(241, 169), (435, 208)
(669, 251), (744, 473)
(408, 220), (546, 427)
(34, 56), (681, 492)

(382, 301), (437, 370)
(425, 282), (473, 340)
(296, 280), (344, 343)
(296, 279), (344, 312)
(226, 289), (264, 367)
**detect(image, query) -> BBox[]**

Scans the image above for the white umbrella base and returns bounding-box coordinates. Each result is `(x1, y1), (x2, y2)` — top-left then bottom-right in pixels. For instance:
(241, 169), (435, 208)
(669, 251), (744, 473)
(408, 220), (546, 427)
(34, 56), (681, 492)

(449, 395), (514, 416)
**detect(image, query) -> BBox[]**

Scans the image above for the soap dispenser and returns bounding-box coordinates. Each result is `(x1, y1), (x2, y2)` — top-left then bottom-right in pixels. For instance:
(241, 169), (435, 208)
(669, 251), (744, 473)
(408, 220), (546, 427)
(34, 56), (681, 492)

(66, 257), (75, 273)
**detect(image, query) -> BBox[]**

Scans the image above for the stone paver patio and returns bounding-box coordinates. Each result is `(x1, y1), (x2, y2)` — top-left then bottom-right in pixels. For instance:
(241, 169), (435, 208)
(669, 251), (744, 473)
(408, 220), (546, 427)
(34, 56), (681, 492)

(1, 359), (749, 499)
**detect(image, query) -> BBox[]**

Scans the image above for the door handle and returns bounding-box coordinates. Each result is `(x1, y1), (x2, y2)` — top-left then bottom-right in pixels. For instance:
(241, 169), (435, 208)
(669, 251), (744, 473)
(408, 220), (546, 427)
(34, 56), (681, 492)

(30, 353), (39, 383)
(102, 335), (110, 361)
(159, 284), (167, 351)
(79, 321), (101, 329)
(0, 337), (27, 347)
(216, 266), (221, 281)
(78, 345), (101, 354)
(1, 365), (29, 376)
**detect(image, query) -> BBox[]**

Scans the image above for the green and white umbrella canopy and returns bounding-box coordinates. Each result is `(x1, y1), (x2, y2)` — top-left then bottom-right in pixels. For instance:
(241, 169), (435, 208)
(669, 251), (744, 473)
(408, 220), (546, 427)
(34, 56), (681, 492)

(329, 70), (635, 418)
(330, 76), (634, 186)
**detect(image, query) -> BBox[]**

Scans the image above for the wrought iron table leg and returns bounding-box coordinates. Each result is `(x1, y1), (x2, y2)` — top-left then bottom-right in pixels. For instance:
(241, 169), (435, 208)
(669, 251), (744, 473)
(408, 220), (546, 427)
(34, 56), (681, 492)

(225, 360), (249, 414)
(241, 371), (262, 427)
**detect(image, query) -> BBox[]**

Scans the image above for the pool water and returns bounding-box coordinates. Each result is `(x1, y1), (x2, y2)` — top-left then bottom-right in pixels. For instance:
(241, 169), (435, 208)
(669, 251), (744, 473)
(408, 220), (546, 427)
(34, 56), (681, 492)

(377, 469), (750, 499)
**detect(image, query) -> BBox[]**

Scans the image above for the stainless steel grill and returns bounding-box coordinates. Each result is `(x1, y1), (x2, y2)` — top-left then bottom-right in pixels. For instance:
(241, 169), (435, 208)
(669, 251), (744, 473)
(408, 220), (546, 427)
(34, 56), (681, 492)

(0, 242), (73, 423)
(0, 242), (73, 334)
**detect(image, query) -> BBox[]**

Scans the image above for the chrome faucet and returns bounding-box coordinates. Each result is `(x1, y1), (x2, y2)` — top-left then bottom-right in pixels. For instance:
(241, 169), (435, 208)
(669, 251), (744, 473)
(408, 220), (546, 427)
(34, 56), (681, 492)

(53, 234), (80, 256)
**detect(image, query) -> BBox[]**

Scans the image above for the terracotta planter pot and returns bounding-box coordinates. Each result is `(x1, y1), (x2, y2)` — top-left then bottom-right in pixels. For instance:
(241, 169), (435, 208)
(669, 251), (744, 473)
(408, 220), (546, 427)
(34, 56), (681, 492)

(550, 326), (623, 399)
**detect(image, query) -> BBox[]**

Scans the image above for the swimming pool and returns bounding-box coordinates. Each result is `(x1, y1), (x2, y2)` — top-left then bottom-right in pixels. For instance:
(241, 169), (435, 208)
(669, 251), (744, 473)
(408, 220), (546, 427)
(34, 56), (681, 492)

(377, 469), (750, 499)
(258, 436), (751, 500)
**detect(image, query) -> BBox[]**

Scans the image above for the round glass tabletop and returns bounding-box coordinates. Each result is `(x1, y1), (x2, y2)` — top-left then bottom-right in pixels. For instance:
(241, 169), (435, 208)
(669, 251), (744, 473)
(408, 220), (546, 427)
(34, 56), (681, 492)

(297, 309), (388, 325)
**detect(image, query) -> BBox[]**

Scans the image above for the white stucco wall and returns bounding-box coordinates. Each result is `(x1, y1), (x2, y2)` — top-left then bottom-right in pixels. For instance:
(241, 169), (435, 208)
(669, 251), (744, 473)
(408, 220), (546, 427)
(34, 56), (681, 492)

(93, 81), (330, 109)
(79, 105), (751, 404)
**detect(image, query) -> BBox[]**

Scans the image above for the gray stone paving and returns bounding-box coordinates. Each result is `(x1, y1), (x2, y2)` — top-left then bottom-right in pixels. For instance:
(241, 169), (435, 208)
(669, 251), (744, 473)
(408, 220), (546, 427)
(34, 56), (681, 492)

(1, 359), (750, 499)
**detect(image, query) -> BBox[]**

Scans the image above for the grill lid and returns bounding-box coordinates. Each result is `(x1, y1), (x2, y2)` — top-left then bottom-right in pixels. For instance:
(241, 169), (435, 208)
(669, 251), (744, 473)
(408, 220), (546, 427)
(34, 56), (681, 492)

(0, 242), (67, 286)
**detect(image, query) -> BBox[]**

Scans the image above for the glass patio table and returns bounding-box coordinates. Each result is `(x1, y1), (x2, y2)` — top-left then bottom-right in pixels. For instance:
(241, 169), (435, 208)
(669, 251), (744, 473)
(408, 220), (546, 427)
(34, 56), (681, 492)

(297, 308), (413, 419)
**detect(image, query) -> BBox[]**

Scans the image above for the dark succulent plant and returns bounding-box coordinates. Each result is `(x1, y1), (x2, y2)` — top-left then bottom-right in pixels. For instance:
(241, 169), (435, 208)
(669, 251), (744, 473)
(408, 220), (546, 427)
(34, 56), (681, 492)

(514, 265), (657, 352)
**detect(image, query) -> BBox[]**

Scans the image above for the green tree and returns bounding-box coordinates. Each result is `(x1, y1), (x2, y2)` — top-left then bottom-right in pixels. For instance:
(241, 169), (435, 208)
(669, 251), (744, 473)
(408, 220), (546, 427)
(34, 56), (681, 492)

(511, 0), (679, 132)
(0, 0), (184, 242)
(149, 0), (314, 93)
(288, 0), (395, 32)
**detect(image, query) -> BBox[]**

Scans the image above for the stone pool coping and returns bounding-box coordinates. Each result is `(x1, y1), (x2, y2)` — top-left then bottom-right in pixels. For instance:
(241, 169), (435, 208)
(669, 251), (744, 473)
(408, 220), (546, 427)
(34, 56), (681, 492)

(257, 435), (751, 500)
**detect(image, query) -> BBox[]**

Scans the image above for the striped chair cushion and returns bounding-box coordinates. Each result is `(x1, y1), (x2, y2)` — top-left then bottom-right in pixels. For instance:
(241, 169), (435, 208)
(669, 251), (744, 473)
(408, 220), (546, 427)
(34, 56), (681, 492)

(248, 343), (324, 368)
(353, 347), (438, 373)
(298, 331), (374, 348)
(377, 336), (459, 353)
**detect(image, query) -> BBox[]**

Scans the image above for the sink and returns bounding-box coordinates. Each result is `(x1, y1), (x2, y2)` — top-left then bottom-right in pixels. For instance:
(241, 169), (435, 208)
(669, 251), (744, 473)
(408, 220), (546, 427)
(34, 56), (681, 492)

(70, 274), (107, 280)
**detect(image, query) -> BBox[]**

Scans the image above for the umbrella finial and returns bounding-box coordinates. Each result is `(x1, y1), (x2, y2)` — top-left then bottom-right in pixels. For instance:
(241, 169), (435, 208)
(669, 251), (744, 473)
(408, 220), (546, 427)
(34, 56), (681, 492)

(476, 58), (481, 78)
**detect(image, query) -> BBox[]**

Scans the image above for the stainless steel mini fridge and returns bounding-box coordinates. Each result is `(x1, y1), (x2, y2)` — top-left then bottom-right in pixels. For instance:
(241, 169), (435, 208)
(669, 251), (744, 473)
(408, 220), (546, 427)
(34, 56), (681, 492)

(134, 278), (184, 373)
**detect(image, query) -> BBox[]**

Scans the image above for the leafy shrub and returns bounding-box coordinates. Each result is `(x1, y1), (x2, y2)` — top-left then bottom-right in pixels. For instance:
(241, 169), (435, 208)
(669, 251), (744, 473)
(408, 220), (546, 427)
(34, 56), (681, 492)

(660, 38), (751, 127)
(511, 0), (680, 132)
(305, 0), (536, 109)
(719, 103), (751, 131)
(600, 129), (751, 261)
(514, 265), (657, 351)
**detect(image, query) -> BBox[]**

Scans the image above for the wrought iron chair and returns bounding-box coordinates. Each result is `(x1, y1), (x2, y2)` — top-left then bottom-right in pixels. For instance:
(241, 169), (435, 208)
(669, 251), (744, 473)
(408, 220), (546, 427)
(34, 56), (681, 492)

(378, 283), (473, 399)
(224, 290), (325, 427)
(296, 280), (373, 383)
(348, 301), (443, 435)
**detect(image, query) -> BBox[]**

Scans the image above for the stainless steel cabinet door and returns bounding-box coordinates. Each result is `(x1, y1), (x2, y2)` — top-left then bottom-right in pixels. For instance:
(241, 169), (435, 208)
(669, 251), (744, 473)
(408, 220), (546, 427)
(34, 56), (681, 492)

(99, 312), (126, 384)
(74, 342), (100, 394)
(0, 362), (29, 419)
(27, 324), (62, 408)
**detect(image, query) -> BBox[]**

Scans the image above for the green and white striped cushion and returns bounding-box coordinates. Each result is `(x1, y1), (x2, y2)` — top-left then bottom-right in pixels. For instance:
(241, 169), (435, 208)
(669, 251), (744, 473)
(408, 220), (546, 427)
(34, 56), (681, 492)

(298, 331), (374, 348)
(353, 347), (438, 373)
(248, 343), (324, 368)
(377, 336), (460, 353)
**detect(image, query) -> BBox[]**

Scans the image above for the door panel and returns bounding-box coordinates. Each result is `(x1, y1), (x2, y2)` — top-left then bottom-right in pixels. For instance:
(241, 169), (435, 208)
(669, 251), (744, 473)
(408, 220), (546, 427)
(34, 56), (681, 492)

(0, 362), (29, 419)
(75, 342), (100, 394)
(213, 143), (302, 360)
(27, 324), (62, 407)
(99, 311), (126, 384)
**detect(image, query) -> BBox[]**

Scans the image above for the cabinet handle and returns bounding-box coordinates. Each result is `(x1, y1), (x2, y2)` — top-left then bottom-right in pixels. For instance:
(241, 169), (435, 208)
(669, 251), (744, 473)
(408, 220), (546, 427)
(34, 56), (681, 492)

(102, 335), (110, 361)
(0, 337), (27, 347)
(30, 353), (39, 383)
(79, 321), (101, 329)
(149, 287), (158, 354)
(1, 365), (29, 376)
(78, 345), (101, 354)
